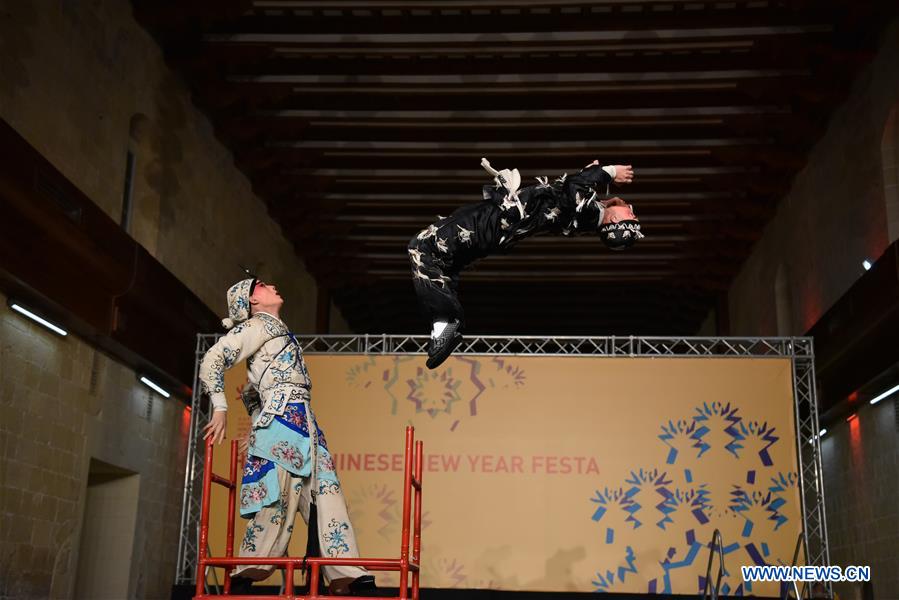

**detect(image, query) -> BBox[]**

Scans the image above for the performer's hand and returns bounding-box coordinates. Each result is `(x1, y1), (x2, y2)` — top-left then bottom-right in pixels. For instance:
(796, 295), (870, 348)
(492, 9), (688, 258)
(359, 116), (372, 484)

(613, 165), (634, 184)
(239, 431), (250, 457)
(583, 161), (634, 184)
(203, 410), (227, 445)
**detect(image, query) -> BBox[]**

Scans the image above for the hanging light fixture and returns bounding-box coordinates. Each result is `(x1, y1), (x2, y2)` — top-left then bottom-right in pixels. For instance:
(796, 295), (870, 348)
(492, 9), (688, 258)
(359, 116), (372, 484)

(8, 301), (67, 337)
(139, 375), (171, 399)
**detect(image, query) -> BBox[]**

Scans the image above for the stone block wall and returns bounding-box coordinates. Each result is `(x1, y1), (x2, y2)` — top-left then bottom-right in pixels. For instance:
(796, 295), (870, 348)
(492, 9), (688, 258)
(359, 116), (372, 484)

(725, 20), (899, 337)
(0, 1), (352, 597)
(820, 398), (898, 599)
(0, 290), (189, 599)
(720, 18), (899, 599)
(0, 0), (339, 329)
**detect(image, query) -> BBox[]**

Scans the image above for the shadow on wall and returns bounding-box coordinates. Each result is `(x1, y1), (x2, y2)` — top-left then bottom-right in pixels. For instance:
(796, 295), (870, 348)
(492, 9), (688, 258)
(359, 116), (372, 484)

(147, 74), (186, 202)
(882, 105), (899, 245)
(147, 74), (187, 249)
(0, 2), (38, 93)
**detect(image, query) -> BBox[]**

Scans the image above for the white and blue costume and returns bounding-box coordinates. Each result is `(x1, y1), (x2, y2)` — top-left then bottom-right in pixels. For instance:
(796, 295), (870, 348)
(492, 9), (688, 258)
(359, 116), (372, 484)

(200, 279), (367, 582)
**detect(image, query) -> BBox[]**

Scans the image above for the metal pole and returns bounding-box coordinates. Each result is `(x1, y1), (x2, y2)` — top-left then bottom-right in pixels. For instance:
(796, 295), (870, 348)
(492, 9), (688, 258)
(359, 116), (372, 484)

(224, 440), (238, 594)
(196, 438), (215, 599)
(412, 439), (423, 600)
(789, 344), (814, 573)
(399, 426), (414, 600)
(806, 340), (831, 584)
(176, 336), (205, 584)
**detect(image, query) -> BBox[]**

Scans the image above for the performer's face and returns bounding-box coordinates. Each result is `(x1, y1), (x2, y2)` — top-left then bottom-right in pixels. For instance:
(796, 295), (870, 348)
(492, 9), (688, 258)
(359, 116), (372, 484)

(602, 198), (637, 224)
(250, 281), (283, 309)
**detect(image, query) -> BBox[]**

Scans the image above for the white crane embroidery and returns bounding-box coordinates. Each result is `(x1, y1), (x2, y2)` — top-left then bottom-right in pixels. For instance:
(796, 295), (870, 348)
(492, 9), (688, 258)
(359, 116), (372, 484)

(457, 225), (473, 244)
(417, 224), (438, 240)
(407, 247), (424, 268)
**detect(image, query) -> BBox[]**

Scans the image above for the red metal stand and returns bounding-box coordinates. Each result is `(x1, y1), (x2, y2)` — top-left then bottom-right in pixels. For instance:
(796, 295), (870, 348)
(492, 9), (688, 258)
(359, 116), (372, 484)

(194, 426), (424, 599)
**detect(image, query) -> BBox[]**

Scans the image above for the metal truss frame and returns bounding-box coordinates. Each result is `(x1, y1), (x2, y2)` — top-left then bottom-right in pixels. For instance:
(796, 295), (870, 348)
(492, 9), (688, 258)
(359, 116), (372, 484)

(176, 333), (219, 586)
(176, 334), (828, 585)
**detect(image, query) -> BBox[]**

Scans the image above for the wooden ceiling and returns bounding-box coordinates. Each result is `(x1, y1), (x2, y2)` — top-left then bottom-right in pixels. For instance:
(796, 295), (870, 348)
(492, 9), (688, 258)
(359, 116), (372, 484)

(132, 0), (891, 335)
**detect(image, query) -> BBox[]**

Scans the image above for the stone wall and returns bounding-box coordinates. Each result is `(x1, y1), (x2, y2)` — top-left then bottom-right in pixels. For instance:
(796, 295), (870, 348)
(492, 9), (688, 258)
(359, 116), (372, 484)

(0, 290), (189, 599)
(820, 397), (898, 599)
(883, 107), (899, 245)
(721, 18), (899, 599)
(725, 20), (899, 337)
(0, 1), (351, 598)
(329, 299), (353, 334)
(0, 0), (339, 330)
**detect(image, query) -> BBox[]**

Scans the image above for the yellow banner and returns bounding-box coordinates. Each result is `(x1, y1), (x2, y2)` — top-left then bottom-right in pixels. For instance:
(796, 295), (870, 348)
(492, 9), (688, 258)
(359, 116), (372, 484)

(209, 355), (801, 596)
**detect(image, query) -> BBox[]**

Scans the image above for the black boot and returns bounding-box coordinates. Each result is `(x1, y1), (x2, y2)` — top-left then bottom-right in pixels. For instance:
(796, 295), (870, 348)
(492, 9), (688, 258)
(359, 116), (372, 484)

(349, 575), (393, 597)
(350, 575), (378, 596)
(329, 574), (382, 596)
(229, 575), (255, 595)
(426, 319), (463, 369)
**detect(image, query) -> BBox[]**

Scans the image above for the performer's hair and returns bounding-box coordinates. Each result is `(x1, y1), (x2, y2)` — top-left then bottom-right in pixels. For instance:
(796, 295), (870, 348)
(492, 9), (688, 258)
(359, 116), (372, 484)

(247, 278), (259, 314)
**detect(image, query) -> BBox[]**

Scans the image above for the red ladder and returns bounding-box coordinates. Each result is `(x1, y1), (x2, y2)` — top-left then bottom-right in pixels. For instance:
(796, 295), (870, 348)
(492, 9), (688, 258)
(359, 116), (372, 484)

(195, 426), (423, 599)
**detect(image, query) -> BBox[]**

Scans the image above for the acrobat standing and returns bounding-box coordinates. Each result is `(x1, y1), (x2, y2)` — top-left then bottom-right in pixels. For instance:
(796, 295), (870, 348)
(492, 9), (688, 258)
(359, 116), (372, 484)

(199, 278), (380, 596)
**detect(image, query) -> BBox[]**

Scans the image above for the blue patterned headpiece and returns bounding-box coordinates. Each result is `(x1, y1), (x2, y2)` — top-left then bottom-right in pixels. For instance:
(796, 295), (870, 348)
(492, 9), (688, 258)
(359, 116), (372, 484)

(222, 278), (255, 329)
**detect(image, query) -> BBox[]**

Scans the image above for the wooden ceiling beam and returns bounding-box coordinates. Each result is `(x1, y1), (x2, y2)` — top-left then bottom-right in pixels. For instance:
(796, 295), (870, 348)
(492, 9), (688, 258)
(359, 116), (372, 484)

(205, 5), (840, 36)
(331, 233), (691, 244)
(329, 310), (704, 337)
(330, 287), (708, 312)
(216, 112), (819, 147)
(254, 172), (793, 206)
(302, 235), (753, 258)
(235, 147), (803, 173)
(336, 304), (707, 325)
(294, 210), (768, 231)
(206, 52), (814, 79)
(127, 0), (892, 335)
(332, 278), (708, 295)
(341, 252), (742, 266)
(330, 298), (707, 328)
(195, 75), (838, 113)
(312, 262), (740, 278)
(132, 0), (251, 30)
(361, 268), (698, 281)
(199, 29), (831, 52)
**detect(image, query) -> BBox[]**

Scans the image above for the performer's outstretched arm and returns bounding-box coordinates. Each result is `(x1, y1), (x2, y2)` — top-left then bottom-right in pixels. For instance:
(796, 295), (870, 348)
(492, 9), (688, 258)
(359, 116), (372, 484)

(563, 162), (633, 199)
(198, 319), (268, 443)
(559, 162), (635, 233)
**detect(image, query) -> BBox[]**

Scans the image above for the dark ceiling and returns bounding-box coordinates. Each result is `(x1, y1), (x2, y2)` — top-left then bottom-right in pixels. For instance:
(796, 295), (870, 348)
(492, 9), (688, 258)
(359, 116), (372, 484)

(132, 0), (892, 335)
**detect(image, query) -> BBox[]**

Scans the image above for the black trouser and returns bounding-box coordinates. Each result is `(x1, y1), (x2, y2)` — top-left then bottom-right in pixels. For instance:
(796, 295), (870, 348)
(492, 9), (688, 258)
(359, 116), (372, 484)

(407, 235), (465, 329)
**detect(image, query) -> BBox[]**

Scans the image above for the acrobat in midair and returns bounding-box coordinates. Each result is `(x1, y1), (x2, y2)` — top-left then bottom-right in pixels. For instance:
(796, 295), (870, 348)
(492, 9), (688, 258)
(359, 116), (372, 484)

(408, 158), (641, 369)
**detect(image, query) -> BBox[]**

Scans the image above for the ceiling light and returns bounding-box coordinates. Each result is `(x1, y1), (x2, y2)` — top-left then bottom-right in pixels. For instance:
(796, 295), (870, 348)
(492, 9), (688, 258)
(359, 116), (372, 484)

(862, 260), (872, 270)
(139, 376), (171, 399)
(870, 383), (899, 405)
(9, 302), (67, 336)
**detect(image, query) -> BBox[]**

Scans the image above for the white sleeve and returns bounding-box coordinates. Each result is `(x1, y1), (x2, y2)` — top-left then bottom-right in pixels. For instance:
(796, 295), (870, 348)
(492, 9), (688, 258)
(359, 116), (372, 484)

(198, 319), (267, 412)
